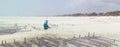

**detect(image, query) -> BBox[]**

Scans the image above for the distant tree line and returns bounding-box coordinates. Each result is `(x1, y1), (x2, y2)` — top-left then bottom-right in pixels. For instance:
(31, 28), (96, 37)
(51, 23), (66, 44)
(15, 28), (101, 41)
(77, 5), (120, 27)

(62, 11), (120, 16)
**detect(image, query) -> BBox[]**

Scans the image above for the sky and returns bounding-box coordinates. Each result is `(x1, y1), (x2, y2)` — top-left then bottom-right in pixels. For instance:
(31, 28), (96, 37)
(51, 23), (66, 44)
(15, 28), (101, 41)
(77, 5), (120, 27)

(0, 0), (120, 16)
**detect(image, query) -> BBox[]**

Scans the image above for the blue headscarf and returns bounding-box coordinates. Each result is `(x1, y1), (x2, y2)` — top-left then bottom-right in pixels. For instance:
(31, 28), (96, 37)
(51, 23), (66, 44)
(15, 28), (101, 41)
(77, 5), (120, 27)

(43, 20), (49, 28)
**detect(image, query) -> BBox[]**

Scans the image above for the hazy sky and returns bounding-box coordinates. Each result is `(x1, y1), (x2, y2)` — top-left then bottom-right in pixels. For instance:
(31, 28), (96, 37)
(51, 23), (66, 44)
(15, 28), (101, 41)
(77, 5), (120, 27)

(0, 0), (120, 16)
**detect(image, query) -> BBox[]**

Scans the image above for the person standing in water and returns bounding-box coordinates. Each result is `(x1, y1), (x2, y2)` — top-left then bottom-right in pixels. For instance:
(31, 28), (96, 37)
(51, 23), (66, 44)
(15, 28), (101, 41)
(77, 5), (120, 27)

(43, 20), (49, 30)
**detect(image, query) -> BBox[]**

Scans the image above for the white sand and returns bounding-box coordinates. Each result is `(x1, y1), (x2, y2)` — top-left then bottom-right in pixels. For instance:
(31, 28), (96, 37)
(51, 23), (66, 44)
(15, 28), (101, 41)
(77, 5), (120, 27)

(0, 16), (120, 46)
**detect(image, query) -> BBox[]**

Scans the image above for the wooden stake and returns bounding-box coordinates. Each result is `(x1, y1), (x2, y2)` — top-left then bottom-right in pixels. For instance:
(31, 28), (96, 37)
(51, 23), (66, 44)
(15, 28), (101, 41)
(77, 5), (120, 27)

(79, 35), (81, 38)
(13, 39), (16, 43)
(113, 39), (115, 43)
(24, 38), (26, 44)
(36, 36), (38, 40)
(73, 35), (75, 38)
(1, 40), (3, 45)
(93, 32), (95, 37)
(4, 40), (6, 44)
(88, 32), (90, 37)
(39, 40), (41, 44)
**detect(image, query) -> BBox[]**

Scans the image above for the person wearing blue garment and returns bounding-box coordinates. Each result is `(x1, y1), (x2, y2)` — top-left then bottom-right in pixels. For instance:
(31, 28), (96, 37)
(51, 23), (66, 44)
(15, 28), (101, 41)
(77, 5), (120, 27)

(43, 20), (49, 30)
